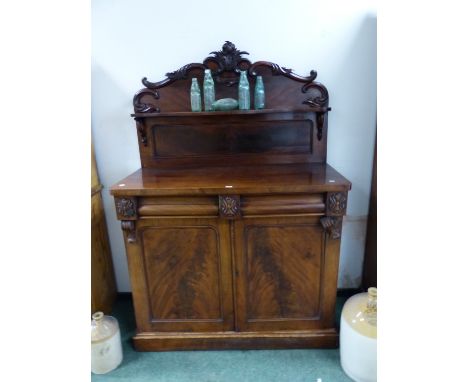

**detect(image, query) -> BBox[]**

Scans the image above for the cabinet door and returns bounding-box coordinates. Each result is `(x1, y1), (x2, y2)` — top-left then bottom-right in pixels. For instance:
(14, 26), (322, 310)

(127, 218), (234, 332)
(233, 216), (338, 332)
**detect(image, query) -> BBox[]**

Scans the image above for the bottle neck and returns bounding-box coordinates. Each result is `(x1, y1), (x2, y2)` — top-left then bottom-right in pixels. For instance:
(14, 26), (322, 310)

(92, 311), (104, 326)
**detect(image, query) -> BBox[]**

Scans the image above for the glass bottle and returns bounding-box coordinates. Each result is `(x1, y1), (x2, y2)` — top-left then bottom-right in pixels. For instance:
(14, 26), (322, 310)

(203, 69), (215, 111)
(254, 76), (265, 110)
(91, 311), (123, 374)
(340, 287), (377, 382)
(238, 70), (250, 110)
(190, 78), (202, 112)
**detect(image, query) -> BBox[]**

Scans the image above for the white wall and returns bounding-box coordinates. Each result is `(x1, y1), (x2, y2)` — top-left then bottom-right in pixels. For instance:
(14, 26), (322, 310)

(92, 0), (377, 292)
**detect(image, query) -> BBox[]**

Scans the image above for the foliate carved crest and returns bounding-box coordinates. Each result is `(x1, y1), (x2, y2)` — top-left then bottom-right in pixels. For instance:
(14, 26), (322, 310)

(326, 192), (347, 216)
(320, 216), (342, 239)
(134, 41), (330, 114)
(219, 195), (241, 219)
(204, 41), (251, 73)
(115, 197), (137, 220)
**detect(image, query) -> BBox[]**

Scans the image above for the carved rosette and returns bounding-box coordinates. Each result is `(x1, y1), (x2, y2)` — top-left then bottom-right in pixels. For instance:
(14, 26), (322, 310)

(219, 195), (241, 219)
(121, 220), (136, 244)
(326, 192), (347, 216)
(320, 216), (343, 239)
(115, 197), (137, 220)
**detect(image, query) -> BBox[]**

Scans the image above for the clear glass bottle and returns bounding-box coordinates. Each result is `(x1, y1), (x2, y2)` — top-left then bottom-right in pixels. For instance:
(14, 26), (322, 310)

(203, 69), (215, 111)
(238, 70), (250, 110)
(340, 287), (377, 382)
(254, 76), (265, 110)
(91, 311), (123, 374)
(190, 78), (202, 112)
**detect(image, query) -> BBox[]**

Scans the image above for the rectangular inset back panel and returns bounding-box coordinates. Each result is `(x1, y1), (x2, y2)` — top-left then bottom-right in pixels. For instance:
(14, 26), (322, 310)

(137, 111), (326, 168)
(152, 120), (312, 157)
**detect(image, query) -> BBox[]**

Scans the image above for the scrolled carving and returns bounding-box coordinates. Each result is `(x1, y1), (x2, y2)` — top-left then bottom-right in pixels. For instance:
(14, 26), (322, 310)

(301, 82), (329, 108)
(142, 63), (206, 89)
(327, 192), (347, 216)
(320, 216), (342, 239)
(121, 220), (136, 244)
(115, 197), (137, 220)
(133, 89), (160, 113)
(249, 61), (317, 82)
(134, 41), (331, 111)
(219, 195), (241, 218)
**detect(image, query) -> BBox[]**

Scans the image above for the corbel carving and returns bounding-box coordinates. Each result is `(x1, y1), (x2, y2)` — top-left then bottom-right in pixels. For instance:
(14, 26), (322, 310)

(135, 118), (147, 146)
(219, 195), (241, 219)
(121, 220), (136, 244)
(115, 197), (138, 220)
(320, 216), (342, 239)
(326, 192), (347, 216)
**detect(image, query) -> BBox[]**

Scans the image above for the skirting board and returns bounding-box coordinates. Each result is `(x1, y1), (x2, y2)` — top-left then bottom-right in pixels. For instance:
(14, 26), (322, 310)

(133, 329), (339, 351)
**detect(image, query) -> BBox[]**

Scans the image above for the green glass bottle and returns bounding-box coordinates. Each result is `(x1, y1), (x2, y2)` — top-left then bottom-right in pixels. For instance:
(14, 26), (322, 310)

(190, 78), (201, 112)
(238, 70), (250, 110)
(254, 76), (265, 110)
(203, 69), (215, 111)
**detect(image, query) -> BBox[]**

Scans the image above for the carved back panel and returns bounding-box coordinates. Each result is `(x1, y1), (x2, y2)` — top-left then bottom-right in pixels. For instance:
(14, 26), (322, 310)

(132, 41), (331, 168)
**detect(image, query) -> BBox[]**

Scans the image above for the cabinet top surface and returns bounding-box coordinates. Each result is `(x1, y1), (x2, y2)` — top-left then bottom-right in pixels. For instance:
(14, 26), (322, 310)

(110, 163), (351, 196)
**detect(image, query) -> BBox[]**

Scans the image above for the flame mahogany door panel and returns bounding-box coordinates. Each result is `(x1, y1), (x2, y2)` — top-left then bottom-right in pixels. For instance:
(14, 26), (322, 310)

(129, 217), (234, 333)
(233, 216), (337, 332)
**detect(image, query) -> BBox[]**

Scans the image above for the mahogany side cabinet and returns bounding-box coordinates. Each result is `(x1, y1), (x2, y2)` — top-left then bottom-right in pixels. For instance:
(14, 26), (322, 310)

(110, 42), (351, 351)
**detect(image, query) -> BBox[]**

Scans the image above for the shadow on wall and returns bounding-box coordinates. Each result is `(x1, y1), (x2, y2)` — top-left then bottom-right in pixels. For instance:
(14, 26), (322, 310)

(331, 13), (377, 289)
(92, 62), (139, 292)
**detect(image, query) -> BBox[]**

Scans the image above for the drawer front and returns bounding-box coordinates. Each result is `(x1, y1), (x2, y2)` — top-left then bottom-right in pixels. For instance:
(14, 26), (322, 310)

(134, 193), (325, 219)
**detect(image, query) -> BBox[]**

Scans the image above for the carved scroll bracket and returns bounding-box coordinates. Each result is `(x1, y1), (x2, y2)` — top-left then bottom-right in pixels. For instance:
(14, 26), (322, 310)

(121, 220), (136, 244)
(320, 216), (342, 239)
(135, 118), (147, 147)
(219, 195), (241, 219)
(133, 88), (160, 113)
(115, 197), (138, 220)
(301, 81), (330, 141)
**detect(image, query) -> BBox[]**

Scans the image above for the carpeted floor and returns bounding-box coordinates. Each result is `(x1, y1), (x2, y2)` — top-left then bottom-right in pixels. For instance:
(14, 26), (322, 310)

(92, 294), (354, 382)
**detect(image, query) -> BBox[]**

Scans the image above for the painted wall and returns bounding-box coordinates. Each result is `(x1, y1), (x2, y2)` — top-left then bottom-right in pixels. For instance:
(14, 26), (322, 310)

(92, 0), (377, 292)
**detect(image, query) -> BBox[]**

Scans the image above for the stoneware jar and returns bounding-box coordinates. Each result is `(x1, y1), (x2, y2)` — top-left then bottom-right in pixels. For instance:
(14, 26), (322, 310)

(91, 311), (123, 374)
(340, 287), (377, 382)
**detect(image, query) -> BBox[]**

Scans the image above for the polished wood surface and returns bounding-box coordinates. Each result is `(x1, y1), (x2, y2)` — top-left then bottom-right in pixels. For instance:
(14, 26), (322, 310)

(134, 110), (326, 168)
(234, 216), (324, 332)
(110, 163), (350, 197)
(112, 42), (350, 350)
(92, 144), (117, 314)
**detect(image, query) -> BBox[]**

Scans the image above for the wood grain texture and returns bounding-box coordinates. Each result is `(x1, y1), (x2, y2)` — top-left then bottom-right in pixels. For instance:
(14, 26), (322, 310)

(129, 218), (234, 333)
(246, 225), (322, 319)
(133, 329), (338, 351)
(234, 216), (326, 332)
(135, 111), (320, 168)
(112, 42), (351, 350)
(110, 163), (351, 197)
(142, 226), (221, 320)
(91, 144), (116, 314)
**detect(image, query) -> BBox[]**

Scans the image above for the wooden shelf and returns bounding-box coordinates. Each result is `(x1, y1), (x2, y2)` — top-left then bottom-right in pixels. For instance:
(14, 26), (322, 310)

(132, 107), (330, 118)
